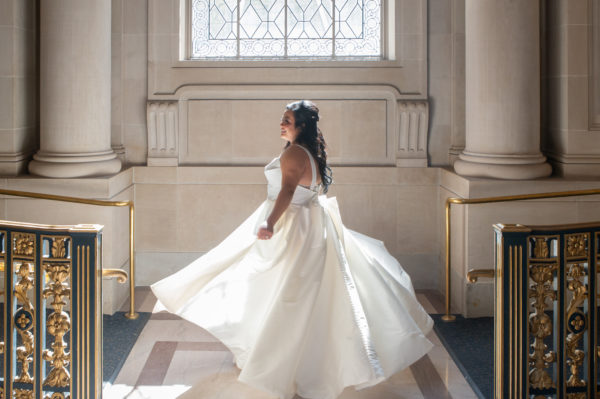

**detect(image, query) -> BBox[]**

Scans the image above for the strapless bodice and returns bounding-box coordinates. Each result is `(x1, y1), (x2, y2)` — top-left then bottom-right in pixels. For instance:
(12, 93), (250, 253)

(264, 156), (320, 206)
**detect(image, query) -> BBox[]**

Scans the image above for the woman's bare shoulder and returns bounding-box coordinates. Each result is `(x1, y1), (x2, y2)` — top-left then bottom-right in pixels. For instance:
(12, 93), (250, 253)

(280, 145), (307, 171)
(281, 145), (306, 162)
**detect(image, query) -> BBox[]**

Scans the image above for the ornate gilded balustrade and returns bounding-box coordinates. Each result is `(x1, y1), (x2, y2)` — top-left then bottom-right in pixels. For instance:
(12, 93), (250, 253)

(0, 221), (103, 399)
(494, 222), (600, 399)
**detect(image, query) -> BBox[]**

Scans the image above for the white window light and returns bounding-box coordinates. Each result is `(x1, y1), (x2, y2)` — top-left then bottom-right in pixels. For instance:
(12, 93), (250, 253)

(190, 0), (382, 59)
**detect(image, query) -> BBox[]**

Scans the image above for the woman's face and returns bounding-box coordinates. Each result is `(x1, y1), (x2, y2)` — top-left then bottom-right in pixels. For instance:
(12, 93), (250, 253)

(280, 110), (300, 143)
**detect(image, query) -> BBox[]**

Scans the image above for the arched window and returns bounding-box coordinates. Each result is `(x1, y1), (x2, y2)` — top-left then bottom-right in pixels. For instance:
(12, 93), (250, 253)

(190, 0), (381, 59)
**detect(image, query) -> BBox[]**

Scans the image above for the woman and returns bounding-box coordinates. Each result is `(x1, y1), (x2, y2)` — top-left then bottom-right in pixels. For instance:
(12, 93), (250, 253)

(152, 100), (433, 399)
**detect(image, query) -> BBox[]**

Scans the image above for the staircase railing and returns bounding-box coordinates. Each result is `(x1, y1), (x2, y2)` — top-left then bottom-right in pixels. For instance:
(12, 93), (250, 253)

(0, 188), (137, 320)
(494, 221), (600, 399)
(0, 220), (105, 399)
(443, 188), (600, 322)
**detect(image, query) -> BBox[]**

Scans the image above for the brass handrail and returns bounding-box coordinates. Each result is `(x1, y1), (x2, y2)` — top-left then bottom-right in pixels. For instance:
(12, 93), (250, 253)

(443, 187), (600, 322)
(0, 188), (138, 319)
(466, 269), (495, 283)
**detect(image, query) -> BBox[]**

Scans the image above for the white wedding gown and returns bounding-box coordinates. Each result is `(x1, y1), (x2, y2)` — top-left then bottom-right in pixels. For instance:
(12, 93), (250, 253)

(151, 147), (434, 399)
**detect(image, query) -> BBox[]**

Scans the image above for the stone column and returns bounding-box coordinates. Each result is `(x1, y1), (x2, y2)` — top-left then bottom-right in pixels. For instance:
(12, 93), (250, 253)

(453, 0), (552, 179)
(29, 0), (121, 178)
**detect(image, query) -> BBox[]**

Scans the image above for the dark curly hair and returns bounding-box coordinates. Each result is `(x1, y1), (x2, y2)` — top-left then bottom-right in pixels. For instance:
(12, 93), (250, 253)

(285, 100), (333, 193)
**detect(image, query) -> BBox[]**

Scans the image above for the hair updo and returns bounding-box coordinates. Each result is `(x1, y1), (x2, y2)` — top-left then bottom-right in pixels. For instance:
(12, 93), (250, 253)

(285, 100), (333, 193)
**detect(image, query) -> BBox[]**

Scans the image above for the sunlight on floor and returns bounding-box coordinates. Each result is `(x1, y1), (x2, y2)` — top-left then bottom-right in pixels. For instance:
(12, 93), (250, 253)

(103, 383), (191, 399)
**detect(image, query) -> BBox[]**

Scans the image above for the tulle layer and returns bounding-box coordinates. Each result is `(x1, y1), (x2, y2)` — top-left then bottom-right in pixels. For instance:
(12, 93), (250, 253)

(151, 196), (433, 399)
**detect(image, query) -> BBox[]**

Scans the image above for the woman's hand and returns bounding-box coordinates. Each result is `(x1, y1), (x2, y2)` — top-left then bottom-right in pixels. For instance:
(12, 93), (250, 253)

(257, 221), (274, 240)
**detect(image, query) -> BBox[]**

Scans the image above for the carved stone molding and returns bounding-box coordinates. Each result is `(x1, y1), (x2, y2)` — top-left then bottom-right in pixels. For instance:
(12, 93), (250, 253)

(147, 101), (179, 166)
(396, 101), (428, 167)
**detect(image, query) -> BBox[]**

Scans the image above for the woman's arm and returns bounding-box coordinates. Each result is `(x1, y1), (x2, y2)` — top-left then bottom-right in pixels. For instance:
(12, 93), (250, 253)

(257, 146), (305, 240)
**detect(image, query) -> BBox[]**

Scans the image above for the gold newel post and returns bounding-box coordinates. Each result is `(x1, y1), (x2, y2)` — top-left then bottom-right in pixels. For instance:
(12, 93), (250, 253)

(0, 221), (104, 399)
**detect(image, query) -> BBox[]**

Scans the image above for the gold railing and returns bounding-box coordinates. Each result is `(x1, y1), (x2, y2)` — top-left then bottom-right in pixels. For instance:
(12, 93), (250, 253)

(493, 221), (600, 398)
(0, 188), (138, 320)
(443, 188), (600, 322)
(0, 221), (105, 398)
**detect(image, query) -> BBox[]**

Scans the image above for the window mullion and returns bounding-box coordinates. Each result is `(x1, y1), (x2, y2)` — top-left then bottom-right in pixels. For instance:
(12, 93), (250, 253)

(237, 0), (241, 57)
(332, 0), (336, 58)
(284, 0), (288, 58)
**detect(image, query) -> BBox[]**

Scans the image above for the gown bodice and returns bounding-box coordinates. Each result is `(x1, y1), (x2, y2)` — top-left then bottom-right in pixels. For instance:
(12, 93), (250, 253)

(264, 146), (320, 205)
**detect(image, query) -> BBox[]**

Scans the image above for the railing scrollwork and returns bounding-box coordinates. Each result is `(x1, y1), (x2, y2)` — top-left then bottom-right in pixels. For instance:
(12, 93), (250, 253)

(0, 221), (105, 399)
(494, 222), (600, 399)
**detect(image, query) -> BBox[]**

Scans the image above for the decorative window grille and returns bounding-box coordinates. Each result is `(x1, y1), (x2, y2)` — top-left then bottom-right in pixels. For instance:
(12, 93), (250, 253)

(191, 0), (382, 59)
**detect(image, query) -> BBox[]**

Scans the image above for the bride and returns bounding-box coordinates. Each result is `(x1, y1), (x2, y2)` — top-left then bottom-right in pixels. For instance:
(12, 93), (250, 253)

(151, 100), (433, 399)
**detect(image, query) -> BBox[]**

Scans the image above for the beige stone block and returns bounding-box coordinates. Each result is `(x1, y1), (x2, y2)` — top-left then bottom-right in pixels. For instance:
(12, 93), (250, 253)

(368, 185), (397, 250)
(123, 77), (147, 125)
(186, 100), (234, 162)
(547, 76), (568, 130)
(136, 207), (178, 252)
(0, 27), (13, 77)
(135, 184), (178, 251)
(401, 0), (424, 34)
(546, 26), (567, 78)
(0, 0), (12, 26)
(567, 76), (588, 130)
(567, 0), (589, 25)
(185, 100), (288, 164)
(0, 129), (16, 152)
(429, 0), (451, 34)
(397, 185), (438, 254)
(13, 76), (35, 129)
(231, 101), (286, 160)
(429, 125), (451, 167)
(13, 0), (35, 30)
(5, 171), (132, 198)
(148, 32), (171, 64)
(123, 0), (147, 35)
(150, 0), (176, 36)
(430, 77), (452, 121)
(576, 200), (600, 221)
(567, 25), (588, 76)
(324, 100), (387, 162)
(567, 130), (600, 153)
(330, 184), (399, 255)
(14, 27), (36, 78)
(453, 0), (465, 32)
(175, 166), (265, 184)
(111, 0), (122, 34)
(124, 123), (148, 165)
(136, 183), (176, 208)
(176, 184), (265, 251)
(402, 34), (423, 61)
(333, 184), (371, 231)
(0, 77), (13, 129)
(123, 34), (147, 80)
(133, 166), (178, 183)
(429, 35), (452, 79)
(331, 166), (438, 186)
(8, 127), (35, 154)
(318, 104), (341, 159)
(111, 34), (122, 85)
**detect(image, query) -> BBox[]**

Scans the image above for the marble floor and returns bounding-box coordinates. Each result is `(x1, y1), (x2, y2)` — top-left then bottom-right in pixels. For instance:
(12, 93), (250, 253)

(103, 288), (478, 399)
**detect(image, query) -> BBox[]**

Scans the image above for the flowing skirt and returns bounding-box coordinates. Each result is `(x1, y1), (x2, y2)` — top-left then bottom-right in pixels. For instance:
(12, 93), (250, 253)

(151, 196), (433, 399)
